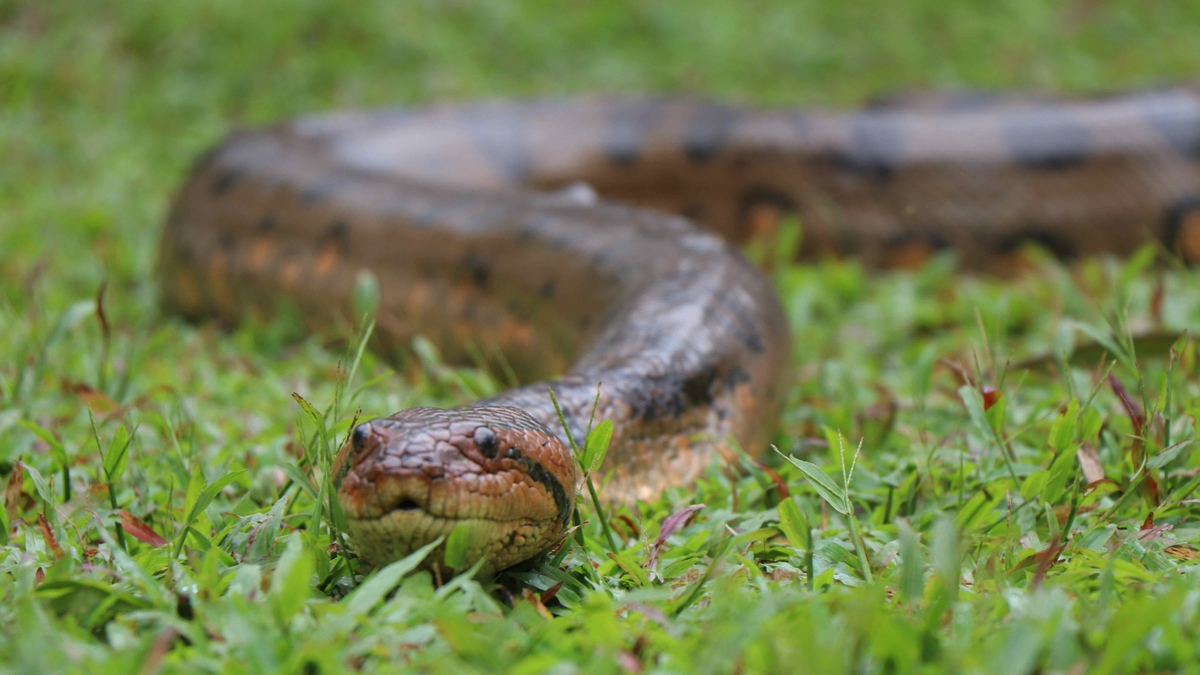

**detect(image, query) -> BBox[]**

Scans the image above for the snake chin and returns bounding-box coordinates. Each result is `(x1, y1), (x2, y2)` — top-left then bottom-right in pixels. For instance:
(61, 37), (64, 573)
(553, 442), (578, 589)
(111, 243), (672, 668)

(343, 509), (559, 575)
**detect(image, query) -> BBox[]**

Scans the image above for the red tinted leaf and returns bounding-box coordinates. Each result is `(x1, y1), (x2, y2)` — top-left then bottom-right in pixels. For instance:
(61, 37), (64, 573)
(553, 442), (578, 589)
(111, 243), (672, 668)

(64, 381), (119, 414)
(938, 358), (973, 387)
(750, 459), (790, 500)
(1031, 538), (1066, 589)
(1151, 277), (1164, 323)
(521, 587), (553, 620)
(1141, 512), (1155, 530)
(614, 514), (641, 540)
(5, 461), (24, 527)
(118, 509), (168, 547)
(37, 513), (64, 559)
(539, 580), (563, 605)
(1108, 374), (1145, 431)
(1010, 540), (1065, 579)
(96, 279), (110, 340)
(1143, 474), (1161, 507)
(980, 386), (1001, 411)
(648, 504), (704, 571)
(654, 505), (704, 549)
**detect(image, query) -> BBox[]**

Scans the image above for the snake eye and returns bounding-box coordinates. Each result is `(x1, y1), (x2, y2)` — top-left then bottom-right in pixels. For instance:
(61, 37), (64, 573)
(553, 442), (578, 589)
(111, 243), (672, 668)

(474, 427), (498, 458)
(352, 422), (372, 450)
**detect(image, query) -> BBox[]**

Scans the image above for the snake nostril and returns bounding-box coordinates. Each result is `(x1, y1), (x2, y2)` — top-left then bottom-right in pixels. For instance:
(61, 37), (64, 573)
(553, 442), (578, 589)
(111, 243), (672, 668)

(352, 422), (373, 450)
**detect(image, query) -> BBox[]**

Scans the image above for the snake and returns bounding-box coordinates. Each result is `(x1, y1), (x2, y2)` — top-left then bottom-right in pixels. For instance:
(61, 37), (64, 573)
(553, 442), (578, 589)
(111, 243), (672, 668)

(159, 88), (1200, 573)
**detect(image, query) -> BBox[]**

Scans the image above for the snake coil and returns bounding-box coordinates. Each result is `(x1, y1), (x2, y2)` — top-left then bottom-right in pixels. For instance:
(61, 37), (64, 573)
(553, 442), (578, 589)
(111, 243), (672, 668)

(161, 90), (1200, 571)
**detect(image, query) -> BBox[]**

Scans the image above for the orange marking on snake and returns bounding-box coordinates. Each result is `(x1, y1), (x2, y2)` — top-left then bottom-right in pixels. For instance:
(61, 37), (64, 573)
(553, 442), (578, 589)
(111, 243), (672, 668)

(883, 241), (938, 270)
(278, 259), (302, 289)
(248, 239), (274, 270)
(314, 244), (340, 278)
(204, 251), (237, 313)
(172, 267), (203, 313)
(747, 202), (783, 239)
(1177, 211), (1200, 264)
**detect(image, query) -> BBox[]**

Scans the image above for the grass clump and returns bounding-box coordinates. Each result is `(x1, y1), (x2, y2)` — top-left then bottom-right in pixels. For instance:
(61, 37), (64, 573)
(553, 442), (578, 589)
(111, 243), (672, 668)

(6, 1), (1200, 673)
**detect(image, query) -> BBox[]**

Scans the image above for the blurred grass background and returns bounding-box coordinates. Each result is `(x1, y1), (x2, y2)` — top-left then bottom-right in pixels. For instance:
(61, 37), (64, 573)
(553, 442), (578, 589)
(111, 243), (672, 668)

(4, 0), (1200, 317)
(6, 1), (1200, 673)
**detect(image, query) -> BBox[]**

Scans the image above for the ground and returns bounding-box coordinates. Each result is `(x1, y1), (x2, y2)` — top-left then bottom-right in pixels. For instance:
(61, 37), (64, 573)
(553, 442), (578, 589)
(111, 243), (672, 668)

(4, 1), (1200, 673)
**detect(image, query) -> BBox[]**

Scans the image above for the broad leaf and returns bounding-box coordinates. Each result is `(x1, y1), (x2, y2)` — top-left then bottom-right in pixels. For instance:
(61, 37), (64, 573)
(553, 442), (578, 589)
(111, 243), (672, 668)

(581, 419), (613, 475)
(344, 537), (443, 619)
(186, 470), (246, 525)
(776, 449), (850, 515)
(444, 523), (471, 570)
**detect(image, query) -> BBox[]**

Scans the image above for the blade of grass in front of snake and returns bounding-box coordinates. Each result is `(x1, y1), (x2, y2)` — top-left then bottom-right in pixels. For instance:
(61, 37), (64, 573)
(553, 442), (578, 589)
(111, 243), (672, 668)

(838, 433), (873, 584)
(548, 387), (617, 554)
(340, 318), (376, 418)
(89, 409), (127, 552)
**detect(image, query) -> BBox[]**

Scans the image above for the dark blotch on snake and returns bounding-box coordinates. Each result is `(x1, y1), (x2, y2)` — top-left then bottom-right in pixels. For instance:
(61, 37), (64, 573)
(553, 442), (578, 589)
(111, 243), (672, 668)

(211, 168), (244, 195)
(1002, 112), (1092, 170)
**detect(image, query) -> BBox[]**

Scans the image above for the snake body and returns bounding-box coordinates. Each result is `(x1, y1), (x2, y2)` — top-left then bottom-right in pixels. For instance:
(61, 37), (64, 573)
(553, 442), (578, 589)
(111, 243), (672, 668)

(161, 88), (1200, 572)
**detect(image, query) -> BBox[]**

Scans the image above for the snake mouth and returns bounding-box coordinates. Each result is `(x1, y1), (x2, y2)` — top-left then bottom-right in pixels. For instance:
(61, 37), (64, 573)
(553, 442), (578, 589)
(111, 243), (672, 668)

(336, 466), (439, 522)
(393, 498), (421, 512)
(339, 475), (566, 574)
(342, 494), (513, 525)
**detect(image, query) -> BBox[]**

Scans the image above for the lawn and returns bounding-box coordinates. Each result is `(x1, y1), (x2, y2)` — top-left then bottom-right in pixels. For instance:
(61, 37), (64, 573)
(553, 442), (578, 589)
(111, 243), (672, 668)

(5, 1), (1200, 672)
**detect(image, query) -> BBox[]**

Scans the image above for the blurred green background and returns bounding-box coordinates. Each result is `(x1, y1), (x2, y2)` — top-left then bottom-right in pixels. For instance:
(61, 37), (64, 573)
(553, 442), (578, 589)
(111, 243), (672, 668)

(4, 0), (1200, 316)
(6, 4), (1200, 671)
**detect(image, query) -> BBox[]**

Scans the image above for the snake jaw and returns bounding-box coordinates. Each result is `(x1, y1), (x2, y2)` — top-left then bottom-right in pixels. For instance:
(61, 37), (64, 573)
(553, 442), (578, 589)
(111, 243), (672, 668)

(334, 407), (577, 574)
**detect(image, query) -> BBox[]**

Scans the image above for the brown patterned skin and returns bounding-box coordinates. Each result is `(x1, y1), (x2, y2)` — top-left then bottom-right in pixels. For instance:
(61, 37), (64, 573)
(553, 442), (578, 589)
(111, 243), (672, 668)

(161, 88), (1200, 571)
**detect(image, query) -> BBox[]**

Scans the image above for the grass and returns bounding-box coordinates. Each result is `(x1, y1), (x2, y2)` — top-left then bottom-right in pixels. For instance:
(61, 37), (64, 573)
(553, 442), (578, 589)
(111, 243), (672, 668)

(5, 0), (1200, 672)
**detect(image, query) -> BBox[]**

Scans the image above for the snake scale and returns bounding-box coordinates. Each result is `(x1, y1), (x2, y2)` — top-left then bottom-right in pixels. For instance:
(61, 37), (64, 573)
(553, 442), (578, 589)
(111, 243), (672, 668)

(160, 88), (1200, 572)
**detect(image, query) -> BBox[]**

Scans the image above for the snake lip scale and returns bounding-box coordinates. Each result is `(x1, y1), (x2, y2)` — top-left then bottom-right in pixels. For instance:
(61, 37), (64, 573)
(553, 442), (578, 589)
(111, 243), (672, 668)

(161, 90), (1200, 573)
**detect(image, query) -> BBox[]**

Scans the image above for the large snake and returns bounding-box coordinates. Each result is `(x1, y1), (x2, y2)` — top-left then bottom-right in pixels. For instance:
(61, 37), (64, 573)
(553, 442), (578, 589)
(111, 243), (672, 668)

(160, 88), (1200, 573)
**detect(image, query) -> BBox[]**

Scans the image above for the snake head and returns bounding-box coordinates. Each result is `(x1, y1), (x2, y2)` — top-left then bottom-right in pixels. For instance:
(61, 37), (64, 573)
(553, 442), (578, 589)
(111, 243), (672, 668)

(334, 406), (576, 574)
